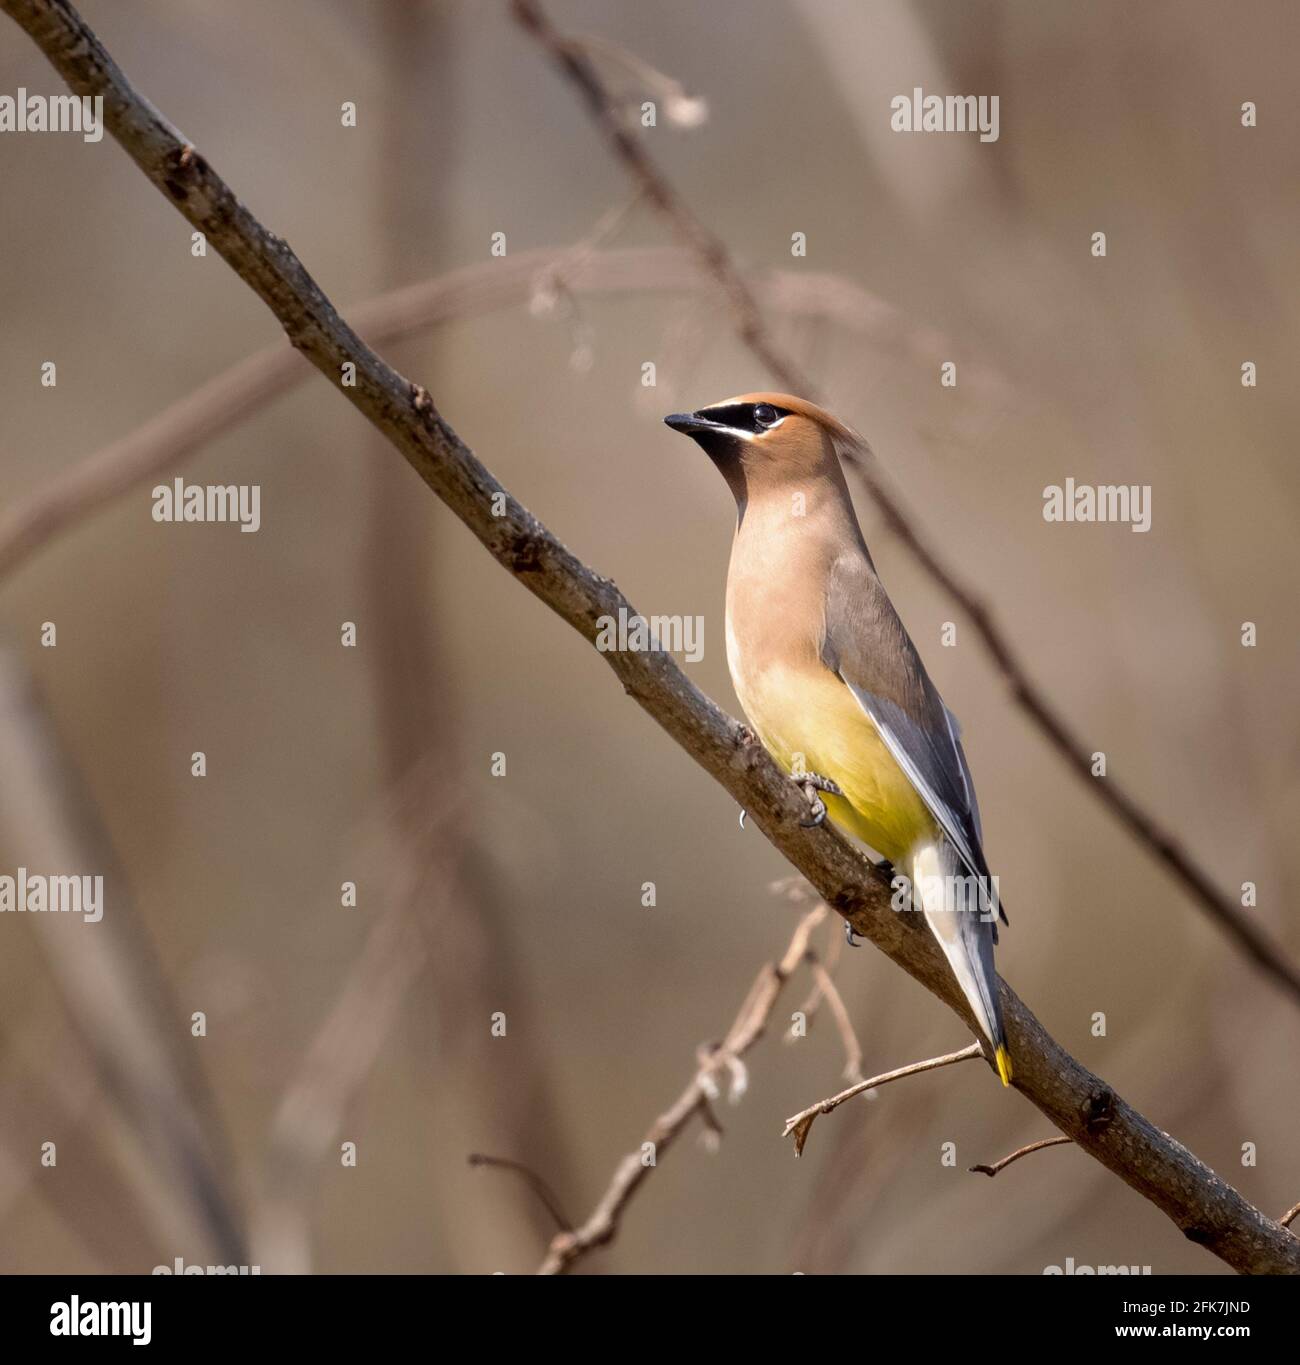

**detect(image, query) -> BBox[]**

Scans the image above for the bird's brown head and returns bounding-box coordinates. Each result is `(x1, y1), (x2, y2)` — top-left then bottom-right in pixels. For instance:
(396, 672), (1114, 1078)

(664, 392), (858, 510)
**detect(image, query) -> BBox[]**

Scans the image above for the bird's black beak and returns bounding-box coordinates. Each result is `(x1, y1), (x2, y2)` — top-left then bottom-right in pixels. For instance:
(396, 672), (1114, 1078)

(664, 411), (722, 437)
(665, 407), (747, 497)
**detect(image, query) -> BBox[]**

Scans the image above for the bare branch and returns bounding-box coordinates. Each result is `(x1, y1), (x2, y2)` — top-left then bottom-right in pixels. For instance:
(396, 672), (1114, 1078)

(970, 1135), (1075, 1178)
(511, 0), (816, 397)
(561, 32), (707, 129)
(1280, 1201), (1300, 1231)
(510, 0), (1300, 1010)
(783, 1044), (983, 1158)
(8, 0), (1300, 1273)
(794, 923), (836, 1017)
(801, 959), (865, 1084)
(467, 1155), (573, 1234)
(539, 907), (825, 1274)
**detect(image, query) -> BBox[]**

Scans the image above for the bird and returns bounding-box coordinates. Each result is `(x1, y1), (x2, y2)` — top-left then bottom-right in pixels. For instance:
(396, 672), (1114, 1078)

(664, 392), (1013, 1086)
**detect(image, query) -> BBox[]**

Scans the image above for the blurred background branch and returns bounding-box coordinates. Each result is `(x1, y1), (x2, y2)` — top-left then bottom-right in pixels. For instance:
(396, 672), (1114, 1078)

(0, 644), (245, 1264)
(0, 248), (966, 585)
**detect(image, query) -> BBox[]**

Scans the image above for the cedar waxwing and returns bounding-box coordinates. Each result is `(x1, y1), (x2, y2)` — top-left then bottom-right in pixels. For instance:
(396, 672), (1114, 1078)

(665, 393), (1012, 1086)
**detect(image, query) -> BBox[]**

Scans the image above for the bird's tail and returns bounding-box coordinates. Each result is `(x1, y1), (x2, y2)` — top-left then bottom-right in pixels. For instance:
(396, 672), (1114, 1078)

(910, 840), (1012, 1086)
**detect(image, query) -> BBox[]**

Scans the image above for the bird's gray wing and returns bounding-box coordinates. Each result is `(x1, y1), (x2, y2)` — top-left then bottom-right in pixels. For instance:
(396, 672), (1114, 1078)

(943, 702), (982, 847)
(819, 551), (1003, 927)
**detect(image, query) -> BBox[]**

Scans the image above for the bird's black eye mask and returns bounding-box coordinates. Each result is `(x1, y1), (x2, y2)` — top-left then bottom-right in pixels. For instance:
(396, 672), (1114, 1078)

(700, 402), (791, 433)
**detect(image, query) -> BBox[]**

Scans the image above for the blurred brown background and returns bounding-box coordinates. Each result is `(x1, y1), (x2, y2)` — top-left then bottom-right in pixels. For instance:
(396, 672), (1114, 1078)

(0, 0), (1297, 1274)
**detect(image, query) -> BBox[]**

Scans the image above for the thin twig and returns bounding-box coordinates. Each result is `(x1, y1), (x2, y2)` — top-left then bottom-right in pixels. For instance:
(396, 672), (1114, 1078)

(511, 0), (816, 398)
(511, 0), (1300, 1010)
(783, 1044), (983, 1158)
(970, 1135), (1075, 1178)
(803, 960), (864, 1083)
(530, 191), (643, 305)
(562, 32), (707, 128)
(467, 1155), (573, 1233)
(1280, 1201), (1300, 1230)
(10, 0), (1299, 1274)
(538, 906), (825, 1274)
(793, 921), (839, 1018)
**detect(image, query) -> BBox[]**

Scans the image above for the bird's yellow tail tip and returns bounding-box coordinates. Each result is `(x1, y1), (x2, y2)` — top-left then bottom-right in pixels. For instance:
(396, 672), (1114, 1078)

(995, 1045), (1013, 1087)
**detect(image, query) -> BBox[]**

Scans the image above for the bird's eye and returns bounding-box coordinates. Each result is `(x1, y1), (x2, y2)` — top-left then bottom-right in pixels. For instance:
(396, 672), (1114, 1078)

(753, 403), (779, 428)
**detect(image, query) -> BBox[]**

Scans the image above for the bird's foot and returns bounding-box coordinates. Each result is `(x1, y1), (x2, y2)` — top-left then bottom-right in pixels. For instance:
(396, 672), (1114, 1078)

(846, 861), (894, 944)
(792, 771), (842, 828)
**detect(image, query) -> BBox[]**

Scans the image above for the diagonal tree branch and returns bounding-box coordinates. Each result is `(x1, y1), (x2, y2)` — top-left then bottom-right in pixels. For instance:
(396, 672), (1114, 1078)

(509, 0), (1300, 1010)
(5, 0), (1298, 1274)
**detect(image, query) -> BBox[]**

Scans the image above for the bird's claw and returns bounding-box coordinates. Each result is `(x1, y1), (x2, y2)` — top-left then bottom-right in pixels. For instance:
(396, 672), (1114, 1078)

(844, 921), (861, 947)
(793, 772), (841, 828)
(799, 799), (826, 829)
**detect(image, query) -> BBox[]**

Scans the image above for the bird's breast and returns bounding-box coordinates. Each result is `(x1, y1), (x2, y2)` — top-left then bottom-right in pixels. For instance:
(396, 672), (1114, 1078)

(724, 558), (932, 861)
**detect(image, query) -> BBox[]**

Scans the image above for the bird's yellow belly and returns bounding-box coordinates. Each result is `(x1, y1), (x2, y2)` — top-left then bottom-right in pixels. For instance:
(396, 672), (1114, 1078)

(736, 663), (934, 862)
